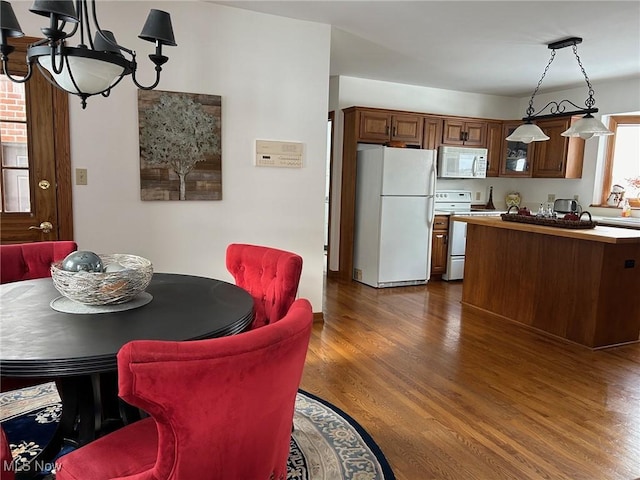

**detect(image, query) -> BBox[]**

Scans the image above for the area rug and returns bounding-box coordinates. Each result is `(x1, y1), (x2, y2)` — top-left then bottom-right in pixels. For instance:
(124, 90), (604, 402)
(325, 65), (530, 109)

(0, 382), (395, 480)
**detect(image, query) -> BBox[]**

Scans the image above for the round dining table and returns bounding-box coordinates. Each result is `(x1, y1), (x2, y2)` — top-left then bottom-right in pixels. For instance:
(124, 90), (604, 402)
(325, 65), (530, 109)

(0, 273), (253, 479)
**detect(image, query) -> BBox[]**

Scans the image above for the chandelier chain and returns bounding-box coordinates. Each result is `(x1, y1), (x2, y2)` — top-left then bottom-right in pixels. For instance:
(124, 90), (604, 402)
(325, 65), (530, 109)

(526, 49), (556, 117)
(572, 44), (596, 109)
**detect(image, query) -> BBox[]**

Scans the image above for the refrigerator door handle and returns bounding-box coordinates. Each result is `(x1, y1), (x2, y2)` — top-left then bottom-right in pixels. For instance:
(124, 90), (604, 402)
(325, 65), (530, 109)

(426, 196), (435, 226)
(429, 154), (437, 195)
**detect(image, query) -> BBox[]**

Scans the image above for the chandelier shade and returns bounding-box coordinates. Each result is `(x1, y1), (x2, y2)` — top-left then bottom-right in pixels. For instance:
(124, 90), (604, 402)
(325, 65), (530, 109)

(0, 1), (24, 38)
(139, 9), (176, 47)
(507, 37), (612, 142)
(0, 0), (176, 108)
(29, 0), (78, 23)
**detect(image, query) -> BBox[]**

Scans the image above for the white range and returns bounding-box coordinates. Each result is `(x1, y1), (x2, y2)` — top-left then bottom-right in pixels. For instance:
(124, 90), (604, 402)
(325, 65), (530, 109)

(434, 190), (505, 281)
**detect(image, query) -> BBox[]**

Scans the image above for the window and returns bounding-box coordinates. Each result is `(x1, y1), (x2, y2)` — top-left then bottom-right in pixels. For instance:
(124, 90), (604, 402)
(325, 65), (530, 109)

(600, 115), (640, 207)
(1, 77), (30, 213)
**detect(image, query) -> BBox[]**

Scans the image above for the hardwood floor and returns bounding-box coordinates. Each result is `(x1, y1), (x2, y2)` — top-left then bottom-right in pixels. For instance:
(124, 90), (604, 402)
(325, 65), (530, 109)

(299, 277), (640, 480)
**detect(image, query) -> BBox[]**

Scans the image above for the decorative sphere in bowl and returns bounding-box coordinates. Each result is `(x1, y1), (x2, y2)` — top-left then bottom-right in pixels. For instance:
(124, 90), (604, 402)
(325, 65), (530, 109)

(51, 254), (153, 305)
(61, 251), (104, 272)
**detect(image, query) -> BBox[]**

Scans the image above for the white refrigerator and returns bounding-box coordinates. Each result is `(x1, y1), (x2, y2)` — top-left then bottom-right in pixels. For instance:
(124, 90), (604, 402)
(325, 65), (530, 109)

(353, 146), (437, 288)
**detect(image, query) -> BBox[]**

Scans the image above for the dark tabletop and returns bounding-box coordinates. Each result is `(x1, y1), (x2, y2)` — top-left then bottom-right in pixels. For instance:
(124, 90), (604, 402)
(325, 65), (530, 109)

(0, 273), (253, 377)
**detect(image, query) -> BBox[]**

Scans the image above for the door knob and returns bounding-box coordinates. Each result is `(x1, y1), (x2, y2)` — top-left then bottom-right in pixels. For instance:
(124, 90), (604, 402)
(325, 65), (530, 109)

(28, 221), (53, 234)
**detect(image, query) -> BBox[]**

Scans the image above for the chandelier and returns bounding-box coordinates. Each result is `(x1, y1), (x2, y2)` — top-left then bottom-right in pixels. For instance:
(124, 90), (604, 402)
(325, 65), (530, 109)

(0, 0), (176, 109)
(506, 37), (613, 143)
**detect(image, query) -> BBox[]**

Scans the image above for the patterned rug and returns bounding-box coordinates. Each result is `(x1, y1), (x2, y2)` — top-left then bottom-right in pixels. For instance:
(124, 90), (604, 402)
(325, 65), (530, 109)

(0, 382), (395, 479)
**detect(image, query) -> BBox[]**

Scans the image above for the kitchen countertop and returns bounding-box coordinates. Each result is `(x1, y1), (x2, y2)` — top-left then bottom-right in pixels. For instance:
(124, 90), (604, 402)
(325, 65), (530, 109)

(451, 216), (640, 244)
(589, 215), (640, 229)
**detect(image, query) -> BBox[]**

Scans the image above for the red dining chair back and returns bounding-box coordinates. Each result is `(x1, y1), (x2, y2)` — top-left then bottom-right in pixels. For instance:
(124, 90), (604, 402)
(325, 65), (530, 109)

(55, 298), (314, 480)
(226, 243), (303, 329)
(0, 426), (14, 480)
(0, 241), (77, 284)
(0, 241), (77, 393)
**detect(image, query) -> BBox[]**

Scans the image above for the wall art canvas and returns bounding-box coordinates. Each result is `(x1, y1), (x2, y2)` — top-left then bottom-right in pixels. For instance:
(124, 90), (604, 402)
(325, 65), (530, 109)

(138, 90), (222, 201)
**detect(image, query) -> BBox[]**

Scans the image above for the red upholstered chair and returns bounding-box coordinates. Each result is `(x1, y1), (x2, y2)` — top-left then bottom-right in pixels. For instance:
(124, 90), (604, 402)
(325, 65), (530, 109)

(0, 241), (77, 393)
(0, 241), (77, 284)
(226, 243), (303, 329)
(55, 298), (314, 480)
(1, 426), (15, 480)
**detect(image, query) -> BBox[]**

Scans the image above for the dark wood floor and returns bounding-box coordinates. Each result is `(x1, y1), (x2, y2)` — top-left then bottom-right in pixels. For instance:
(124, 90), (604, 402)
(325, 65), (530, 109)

(299, 276), (640, 480)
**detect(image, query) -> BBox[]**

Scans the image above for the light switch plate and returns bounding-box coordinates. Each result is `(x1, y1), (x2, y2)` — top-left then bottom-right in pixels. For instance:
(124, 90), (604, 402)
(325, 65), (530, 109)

(76, 168), (88, 185)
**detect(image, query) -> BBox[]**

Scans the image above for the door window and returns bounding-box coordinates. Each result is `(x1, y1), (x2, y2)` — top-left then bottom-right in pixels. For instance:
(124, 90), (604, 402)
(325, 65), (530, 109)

(1, 77), (31, 213)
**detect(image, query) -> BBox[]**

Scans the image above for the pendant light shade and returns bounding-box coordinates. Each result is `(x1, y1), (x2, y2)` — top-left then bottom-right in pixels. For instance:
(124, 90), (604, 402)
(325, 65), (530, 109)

(560, 114), (613, 139)
(506, 123), (550, 144)
(0, 0), (176, 109)
(508, 37), (612, 142)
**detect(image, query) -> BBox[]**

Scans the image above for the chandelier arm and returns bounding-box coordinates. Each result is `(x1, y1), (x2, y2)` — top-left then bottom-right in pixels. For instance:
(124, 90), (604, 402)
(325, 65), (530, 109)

(524, 49), (556, 117)
(79, 0), (91, 47)
(130, 57), (163, 90)
(49, 44), (66, 75)
(0, 58), (32, 83)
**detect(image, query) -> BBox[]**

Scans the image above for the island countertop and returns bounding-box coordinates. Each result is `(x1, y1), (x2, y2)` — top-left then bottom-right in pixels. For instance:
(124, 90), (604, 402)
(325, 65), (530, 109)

(452, 215), (640, 244)
(457, 216), (640, 349)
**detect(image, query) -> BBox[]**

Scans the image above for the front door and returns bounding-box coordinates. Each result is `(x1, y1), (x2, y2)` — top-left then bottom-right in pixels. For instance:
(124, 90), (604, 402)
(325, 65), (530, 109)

(0, 36), (72, 244)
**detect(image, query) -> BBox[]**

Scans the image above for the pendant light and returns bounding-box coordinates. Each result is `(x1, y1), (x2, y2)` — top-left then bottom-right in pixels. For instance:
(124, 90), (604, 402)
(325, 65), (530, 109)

(507, 37), (613, 143)
(0, 0), (176, 109)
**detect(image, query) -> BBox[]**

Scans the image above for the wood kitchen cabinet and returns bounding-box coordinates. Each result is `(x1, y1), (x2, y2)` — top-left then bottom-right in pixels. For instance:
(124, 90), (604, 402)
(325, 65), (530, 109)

(531, 116), (585, 178)
(422, 115), (443, 150)
(430, 215), (450, 276)
(357, 109), (424, 146)
(500, 121), (533, 178)
(441, 117), (487, 147)
(485, 121), (503, 177)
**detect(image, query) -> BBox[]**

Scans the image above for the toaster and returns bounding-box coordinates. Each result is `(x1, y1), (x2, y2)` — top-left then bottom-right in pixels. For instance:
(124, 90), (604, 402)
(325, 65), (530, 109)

(553, 198), (579, 213)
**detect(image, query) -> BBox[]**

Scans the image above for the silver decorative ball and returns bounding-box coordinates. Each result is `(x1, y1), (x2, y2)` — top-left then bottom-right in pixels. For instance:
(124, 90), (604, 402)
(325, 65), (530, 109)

(61, 251), (104, 272)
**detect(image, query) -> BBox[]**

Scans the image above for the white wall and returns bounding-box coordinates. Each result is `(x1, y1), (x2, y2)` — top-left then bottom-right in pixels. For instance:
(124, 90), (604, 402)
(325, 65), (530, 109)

(328, 75), (640, 269)
(14, 2), (331, 311)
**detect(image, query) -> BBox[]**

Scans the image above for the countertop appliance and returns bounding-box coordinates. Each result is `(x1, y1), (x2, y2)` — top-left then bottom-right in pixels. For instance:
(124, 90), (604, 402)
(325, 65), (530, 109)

(434, 190), (504, 281)
(553, 198), (580, 213)
(437, 146), (488, 179)
(353, 146), (437, 288)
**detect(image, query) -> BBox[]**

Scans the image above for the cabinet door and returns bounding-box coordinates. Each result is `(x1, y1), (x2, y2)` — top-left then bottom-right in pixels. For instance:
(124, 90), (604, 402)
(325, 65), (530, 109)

(442, 119), (465, 145)
(463, 121), (487, 147)
(358, 111), (391, 143)
(391, 114), (424, 145)
(485, 121), (502, 177)
(442, 119), (487, 146)
(430, 215), (449, 275)
(531, 117), (584, 178)
(422, 116), (442, 150)
(500, 122), (533, 177)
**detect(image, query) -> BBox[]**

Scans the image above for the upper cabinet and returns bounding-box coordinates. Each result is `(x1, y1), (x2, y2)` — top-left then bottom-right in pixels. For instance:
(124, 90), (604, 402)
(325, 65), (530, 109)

(531, 117), (585, 178)
(441, 118), (487, 147)
(357, 109), (424, 146)
(422, 115), (443, 150)
(500, 122), (533, 177)
(485, 121), (502, 177)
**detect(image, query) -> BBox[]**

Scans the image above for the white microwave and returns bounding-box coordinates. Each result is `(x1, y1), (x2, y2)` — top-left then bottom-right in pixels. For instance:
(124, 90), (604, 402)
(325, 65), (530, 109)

(437, 146), (488, 179)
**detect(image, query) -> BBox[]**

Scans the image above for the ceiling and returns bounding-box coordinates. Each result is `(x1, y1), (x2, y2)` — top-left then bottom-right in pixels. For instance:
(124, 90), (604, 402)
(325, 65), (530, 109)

(213, 1), (640, 98)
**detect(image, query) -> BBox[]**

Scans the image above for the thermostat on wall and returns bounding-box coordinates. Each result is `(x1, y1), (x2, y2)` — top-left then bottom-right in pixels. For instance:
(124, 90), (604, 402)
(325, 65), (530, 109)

(255, 140), (303, 168)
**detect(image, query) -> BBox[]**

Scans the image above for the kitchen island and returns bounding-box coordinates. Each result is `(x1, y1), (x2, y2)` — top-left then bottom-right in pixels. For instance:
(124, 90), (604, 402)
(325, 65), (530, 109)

(454, 216), (640, 349)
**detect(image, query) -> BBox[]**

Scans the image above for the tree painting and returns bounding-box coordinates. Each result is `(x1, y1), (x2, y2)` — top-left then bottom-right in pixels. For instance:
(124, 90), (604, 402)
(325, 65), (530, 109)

(138, 90), (222, 201)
